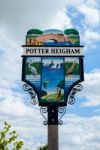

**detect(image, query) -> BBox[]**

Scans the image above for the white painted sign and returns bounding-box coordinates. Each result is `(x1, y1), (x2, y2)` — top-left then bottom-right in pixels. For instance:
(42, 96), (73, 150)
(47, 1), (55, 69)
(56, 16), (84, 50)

(22, 47), (83, 56)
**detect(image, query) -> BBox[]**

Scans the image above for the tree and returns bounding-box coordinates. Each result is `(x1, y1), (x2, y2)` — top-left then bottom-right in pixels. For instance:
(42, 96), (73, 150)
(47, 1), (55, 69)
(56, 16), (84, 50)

(27, 29), (43, 35)
(37, 145), (48, 150)
(0, 122), (27, 150)
(0, 122), (47, 150)
(57, 80), (64, 89)
(64, 29), (79, 35)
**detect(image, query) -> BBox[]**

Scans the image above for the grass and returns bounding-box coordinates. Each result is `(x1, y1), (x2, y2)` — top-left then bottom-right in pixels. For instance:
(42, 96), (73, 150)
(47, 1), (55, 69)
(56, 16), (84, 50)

(41, 93), (64, 102)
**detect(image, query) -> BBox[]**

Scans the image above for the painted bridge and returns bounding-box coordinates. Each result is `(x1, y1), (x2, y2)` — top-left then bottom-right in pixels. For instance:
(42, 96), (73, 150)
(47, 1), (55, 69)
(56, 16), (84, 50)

(36, 34), (69, 42)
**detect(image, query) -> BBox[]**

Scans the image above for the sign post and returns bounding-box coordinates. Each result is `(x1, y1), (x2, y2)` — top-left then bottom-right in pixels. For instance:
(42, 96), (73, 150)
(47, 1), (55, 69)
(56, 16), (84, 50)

(48, 125), (58, 150)
(21, 28), (84, 150)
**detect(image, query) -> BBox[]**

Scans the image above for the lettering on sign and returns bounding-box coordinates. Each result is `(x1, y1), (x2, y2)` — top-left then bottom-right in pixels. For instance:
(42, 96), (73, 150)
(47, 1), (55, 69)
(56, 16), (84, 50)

(22, 47), (83, 56)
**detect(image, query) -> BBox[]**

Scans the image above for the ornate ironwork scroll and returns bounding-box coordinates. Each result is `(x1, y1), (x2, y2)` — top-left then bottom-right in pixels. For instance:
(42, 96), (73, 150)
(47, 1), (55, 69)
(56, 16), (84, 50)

(68, 84), (83, 105)
(58, 107), (66, 125)
(23, 84), (38, 105)
(40, 106), (48, 125)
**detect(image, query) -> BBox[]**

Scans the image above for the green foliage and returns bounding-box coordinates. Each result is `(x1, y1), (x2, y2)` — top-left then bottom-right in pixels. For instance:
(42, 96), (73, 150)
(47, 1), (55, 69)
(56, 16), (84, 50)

(0, 122), (48, 150)
(65, 62), (80, 75)
(31, 62), (41, 74)
(0, 122), (27, 150)
(41, 90), (47, 97)
(68, 35), (79, 38)
(25, 62), (41, 75)
(57, 80), (64, 89)
(37, 145), (48, 150)
(27, 29), (43, 35)
(42, 93), (64, 102)
(64, 29), (79, 35)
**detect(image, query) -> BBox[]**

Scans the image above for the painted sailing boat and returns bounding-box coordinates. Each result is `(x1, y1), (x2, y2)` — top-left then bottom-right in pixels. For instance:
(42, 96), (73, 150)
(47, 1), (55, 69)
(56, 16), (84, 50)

(50, 63), (60, 69)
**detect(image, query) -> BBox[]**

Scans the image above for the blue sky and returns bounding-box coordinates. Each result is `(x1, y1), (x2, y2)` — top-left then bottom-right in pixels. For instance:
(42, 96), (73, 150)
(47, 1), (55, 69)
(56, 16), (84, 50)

(0, 0), (100, 150)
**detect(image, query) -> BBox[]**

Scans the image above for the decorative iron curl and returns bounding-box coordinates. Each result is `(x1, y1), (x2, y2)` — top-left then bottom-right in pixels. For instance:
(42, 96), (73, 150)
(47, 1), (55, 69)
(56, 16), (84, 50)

(58, 107), (66, 125)
(40, 107), (48, 125)
(68, 84), (83, 105)
(23, 84), (38, 105)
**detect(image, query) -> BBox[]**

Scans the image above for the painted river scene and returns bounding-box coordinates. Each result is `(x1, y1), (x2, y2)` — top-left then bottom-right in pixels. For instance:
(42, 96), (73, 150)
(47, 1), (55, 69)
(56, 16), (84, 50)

(25, 57), (80, 103)
(41, 57), (64, 102)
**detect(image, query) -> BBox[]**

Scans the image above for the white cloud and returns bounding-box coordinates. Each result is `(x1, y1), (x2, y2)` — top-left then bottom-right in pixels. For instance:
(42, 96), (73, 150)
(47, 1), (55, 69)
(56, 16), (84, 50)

(0, 77), (47, 149)
(82, 69), (100, 106)
(0, 95), (33, 117)
(59, 114), (100, 150)
(0, 29), (21, 81)
(84, 30), (100, 41)
(65, 0), (100, 28)
(48, 9), (72, 29)
(65, 0), (99, 10)
(0, 0), (71, 42)
(78, 4), (100, 27)
(86, 0), (100, 8)
(0, 38), (47, 149)
(1, 94), (100, 150)
(65, 0), (85, 7)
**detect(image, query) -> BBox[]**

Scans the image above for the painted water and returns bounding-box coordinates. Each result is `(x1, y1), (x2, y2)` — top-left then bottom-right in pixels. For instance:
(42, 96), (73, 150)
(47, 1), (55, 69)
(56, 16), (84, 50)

(41, 64), (64, 102)
(26, 72), (80, 92)
(26, 69), (80, 102)
(26, 75), (40, 90)
(65, 75), (80, 91)
(41, 65), (64, 93)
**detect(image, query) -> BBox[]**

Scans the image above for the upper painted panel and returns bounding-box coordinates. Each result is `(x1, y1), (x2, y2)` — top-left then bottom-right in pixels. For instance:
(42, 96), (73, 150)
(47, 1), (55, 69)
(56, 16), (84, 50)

(26, 29), (80, 46)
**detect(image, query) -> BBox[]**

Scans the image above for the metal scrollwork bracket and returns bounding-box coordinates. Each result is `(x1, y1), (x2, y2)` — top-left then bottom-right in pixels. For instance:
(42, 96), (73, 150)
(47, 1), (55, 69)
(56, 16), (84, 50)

(40, 107), (48, 125)
(68, 84), (83, 105)
(58, 107), (66, 125)
(23, 84), (38, 105)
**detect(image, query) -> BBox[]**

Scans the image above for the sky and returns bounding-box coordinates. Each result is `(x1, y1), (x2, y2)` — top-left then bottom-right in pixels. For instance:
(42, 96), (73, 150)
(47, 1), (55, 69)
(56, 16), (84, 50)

(0, 0), (100, 150)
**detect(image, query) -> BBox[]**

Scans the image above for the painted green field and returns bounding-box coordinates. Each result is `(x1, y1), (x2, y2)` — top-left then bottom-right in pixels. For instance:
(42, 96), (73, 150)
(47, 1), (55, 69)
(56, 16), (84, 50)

(41, 93), (64, 102)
